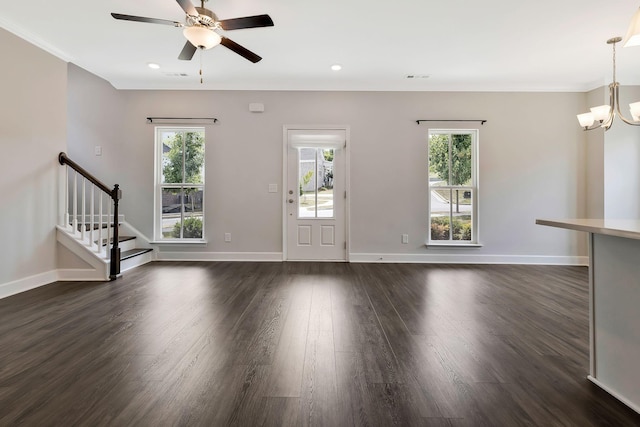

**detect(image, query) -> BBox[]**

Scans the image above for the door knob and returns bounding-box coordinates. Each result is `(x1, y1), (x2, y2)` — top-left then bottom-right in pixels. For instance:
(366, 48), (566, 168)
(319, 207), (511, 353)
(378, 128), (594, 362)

(288, 199), (294, 203)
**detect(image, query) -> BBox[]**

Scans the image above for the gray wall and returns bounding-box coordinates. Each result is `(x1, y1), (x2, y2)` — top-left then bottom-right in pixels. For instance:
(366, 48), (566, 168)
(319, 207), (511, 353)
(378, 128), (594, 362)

(67, 63), (126, 186)
(0, 28), (67, 289)
(66, 66), (589, 262)
(585, 86), (606, 218)
(604, 86), (640, 218)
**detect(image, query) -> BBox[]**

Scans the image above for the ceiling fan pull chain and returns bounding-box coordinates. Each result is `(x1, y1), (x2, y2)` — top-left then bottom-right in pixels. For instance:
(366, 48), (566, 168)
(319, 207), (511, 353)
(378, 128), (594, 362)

(200, 48), (204, 84)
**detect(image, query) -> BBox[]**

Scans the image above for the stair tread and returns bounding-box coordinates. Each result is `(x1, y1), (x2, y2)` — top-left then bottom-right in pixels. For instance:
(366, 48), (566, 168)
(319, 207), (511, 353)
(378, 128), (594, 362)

(73, 222), (120, 232)
(121, 248), (153, 261)
(97, 235), (135, 246)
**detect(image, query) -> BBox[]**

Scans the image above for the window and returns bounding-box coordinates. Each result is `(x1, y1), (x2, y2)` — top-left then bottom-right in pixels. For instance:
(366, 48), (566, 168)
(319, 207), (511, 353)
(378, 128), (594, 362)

(155, 127), (205, 241)
(427, 129), (478, 245)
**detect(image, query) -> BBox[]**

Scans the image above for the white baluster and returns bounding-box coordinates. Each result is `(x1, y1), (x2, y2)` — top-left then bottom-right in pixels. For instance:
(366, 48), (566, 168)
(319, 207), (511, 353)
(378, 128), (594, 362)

(72, 171), (78, 235)
(107, 201), (112, 257)
(65, 166), (69, 228)
(98, 193), (103, 254)
(81, 178), (86, 242)
(90, 185), (95, 250)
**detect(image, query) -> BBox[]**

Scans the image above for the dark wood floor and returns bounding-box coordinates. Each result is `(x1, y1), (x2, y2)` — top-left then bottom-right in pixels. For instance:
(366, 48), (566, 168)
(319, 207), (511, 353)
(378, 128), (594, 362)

(1, 262), (639, 426)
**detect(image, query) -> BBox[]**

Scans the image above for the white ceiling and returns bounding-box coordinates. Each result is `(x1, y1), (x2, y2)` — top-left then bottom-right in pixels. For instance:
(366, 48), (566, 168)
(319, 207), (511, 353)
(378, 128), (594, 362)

(1, 0), (639, 92)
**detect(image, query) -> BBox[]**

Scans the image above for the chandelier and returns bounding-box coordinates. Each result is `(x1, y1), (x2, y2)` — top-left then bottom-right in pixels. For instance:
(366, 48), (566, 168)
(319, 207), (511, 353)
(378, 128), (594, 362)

(576, 37), (640, 131)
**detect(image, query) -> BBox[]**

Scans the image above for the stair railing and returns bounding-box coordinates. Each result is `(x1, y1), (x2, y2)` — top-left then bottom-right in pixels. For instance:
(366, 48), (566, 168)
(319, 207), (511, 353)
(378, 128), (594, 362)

(58, 152), (121, 279)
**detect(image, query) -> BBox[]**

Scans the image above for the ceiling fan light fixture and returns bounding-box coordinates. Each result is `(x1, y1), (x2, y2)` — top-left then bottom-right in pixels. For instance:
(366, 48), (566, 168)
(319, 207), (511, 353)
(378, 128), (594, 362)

(183, 25), (221, 49)
(623, 7), (640, 47)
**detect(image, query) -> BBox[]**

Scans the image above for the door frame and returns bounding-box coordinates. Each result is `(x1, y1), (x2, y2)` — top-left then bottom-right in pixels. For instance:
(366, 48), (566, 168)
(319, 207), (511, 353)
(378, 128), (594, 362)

(282, 125), (350, 261)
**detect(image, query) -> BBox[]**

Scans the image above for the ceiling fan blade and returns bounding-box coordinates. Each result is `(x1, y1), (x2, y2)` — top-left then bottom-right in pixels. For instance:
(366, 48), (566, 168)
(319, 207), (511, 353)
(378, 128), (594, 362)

(220, 37), (262, 63)
(178, 41), (198, 60)
(111, 13), (181, 26)
(219, 14), (274, 31)
(176, 0), (198, 16)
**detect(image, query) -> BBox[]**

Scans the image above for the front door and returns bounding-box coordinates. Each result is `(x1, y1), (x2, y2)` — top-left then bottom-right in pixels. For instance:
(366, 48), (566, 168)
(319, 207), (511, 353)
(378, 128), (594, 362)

(285, 128), (347, 261)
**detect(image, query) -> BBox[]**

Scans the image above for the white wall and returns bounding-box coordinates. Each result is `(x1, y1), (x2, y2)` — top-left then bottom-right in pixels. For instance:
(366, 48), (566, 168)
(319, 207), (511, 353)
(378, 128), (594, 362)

(0, 28), (67, 295)
(64, 85), (586, 263)
(604, 85), (640, 219)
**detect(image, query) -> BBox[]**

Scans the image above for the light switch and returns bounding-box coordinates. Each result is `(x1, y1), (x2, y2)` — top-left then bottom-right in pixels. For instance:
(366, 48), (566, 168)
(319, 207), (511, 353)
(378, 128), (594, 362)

(95, 146), (102, 156)
(268, 184), (278, 193)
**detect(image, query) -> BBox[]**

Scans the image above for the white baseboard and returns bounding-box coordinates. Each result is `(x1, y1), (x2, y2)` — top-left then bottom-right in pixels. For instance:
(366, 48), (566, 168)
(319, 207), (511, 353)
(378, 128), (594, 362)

(349, 253), (588, 265)
(156, 251), (284, 262)
(156, 251), (586, 265)
(0, 252), (587, 301)
(0, 270), (58, 299)
(588, 375), (640, 414)
(57, 269), (106, 282)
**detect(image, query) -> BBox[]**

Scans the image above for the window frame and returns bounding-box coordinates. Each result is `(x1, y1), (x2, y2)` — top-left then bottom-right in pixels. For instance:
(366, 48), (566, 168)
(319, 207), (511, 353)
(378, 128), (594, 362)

(427, 129), (480, 246)
(153, 126), (206, 243)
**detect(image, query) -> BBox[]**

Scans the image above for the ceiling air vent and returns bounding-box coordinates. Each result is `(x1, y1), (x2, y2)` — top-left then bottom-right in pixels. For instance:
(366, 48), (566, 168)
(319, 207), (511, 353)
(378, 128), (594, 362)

(163, 72), (189, 77)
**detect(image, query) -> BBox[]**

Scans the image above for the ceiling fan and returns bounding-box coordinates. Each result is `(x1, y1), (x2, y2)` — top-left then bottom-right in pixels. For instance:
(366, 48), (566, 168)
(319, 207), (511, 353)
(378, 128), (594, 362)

(111, 0), (273, 63)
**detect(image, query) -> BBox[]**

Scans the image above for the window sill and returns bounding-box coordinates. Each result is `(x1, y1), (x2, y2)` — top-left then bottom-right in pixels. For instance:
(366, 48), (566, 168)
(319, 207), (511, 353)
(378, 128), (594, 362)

(426, 242), (483, 248)
(150, 240), (208, 245)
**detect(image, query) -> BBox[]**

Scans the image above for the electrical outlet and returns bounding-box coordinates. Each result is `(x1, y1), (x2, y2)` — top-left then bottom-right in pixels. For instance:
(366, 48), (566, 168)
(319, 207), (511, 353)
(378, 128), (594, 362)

(224, 233), (231, 242)
(94, 145), (102, 156)
(402, 234), (409, 244)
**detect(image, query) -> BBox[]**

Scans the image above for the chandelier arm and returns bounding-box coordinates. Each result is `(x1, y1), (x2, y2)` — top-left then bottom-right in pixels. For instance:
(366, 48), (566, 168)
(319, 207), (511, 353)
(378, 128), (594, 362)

(582, 124), (607, 131)
(590, 85), (616, 131)
(601, 84), (616, 130)
(616, 110), (640, 126)
(613, 84), (640, 125)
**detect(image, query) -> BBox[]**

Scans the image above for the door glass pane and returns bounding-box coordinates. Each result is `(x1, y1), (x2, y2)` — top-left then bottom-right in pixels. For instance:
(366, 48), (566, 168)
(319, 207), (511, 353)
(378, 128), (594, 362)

(297, 147), (336, 219)
(452, 189), (472, 241)
(299, 148), (316, 218)
(429, 134), (450, 186)
(430, 189), (451, 241)
(451, 134), (472, 186)
(318, 148), (334, 218)
(161, 187), (182, 238)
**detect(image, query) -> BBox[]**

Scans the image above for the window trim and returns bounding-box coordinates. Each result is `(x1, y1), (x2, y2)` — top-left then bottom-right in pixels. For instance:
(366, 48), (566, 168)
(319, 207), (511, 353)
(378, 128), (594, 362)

(153, 126), (206, 243)
(426, 129), (479, 246)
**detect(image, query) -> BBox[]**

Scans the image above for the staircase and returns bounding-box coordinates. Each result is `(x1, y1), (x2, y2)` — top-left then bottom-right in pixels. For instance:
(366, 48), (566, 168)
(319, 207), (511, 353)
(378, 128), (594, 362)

(57, 152), (155, 281)
(57, 222), (154, 281)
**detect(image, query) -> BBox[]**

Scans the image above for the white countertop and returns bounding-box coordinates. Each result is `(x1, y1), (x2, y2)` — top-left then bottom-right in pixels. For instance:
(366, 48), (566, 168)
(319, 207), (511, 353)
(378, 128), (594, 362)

(536, 218), (640, 241)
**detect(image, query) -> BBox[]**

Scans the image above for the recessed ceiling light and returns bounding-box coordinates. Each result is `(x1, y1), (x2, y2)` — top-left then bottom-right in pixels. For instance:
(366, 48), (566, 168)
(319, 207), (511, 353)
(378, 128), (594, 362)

(331, 64), (342, 71)
(147, 63), (161, 69)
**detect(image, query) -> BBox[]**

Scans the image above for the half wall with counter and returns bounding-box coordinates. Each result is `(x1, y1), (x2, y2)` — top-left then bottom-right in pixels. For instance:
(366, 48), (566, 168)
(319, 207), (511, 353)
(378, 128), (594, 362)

(536, 218), (640, 414)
